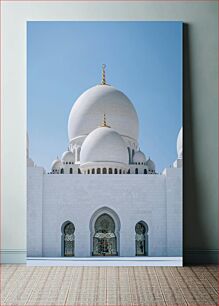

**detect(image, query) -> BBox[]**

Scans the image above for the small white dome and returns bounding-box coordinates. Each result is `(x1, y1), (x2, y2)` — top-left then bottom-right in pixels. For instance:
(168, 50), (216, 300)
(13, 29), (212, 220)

(51, 159), (62, 170)
(80, 126), (129, 165)
(146, 158), (155, 171)
(27, 157), (34, 167)
(177, 127), (183, 159)
(133, 150), (146, 164)
(61, 151), (74, 163)
(68, 84), (139, 142)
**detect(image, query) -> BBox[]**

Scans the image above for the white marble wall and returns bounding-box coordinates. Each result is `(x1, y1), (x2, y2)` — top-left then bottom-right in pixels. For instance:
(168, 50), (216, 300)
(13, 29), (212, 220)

(27, 169), (182, 257)
(27, 167), (44, 257)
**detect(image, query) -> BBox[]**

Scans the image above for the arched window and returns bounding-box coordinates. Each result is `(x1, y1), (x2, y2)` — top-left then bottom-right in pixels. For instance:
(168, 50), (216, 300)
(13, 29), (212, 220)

(61, 168), (64, 174)
(78, 168), (81, 174)
(119, 169), (122, 174)
(135, 168), (138, 174)
(92, 168), (95, 174)
(132, 149), (135, 160)
(62, 222), (75, 257)
(109, 168), (112, 174)
(114, 169), (118, 174)
(127, 169), (130, 174)
(97, 168), (101, 174)
(144, 169), (147, 174)
(88, 169), (90, 174)
(70, 168), (73, 174)
(135, 221), (148, 256)
(93, 214), (117, 256)
(103, 168), (107, 174)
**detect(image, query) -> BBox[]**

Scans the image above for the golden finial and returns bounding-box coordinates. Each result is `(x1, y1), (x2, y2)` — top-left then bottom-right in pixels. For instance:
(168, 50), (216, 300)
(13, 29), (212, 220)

(100, 113), (110, 128)
(101, 64), (106, 85)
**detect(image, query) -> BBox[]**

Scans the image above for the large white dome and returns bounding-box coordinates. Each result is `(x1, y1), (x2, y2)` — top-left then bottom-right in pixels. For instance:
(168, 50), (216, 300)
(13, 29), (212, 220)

(68, 84), (139, 142)
(80, 126), (129, 165)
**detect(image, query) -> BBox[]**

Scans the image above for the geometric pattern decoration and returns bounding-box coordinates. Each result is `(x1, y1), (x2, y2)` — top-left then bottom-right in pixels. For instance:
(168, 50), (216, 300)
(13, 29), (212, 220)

(135, 221), (148, 256)
(93, 213), (117, 256)
(64, 222), (75, 257)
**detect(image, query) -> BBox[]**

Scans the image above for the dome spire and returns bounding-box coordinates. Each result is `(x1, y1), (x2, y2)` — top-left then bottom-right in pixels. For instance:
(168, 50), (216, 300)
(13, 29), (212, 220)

(100, 113), (110, 128)
(101, 64), (106, 85)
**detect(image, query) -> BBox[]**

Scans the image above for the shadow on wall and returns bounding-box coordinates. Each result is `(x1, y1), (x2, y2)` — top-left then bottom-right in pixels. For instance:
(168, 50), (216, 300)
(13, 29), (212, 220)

(183, 24), (217, 265)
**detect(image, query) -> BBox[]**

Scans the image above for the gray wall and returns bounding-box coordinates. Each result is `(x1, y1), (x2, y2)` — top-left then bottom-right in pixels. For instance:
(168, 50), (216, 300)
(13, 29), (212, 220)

(1, 1), (218, 263)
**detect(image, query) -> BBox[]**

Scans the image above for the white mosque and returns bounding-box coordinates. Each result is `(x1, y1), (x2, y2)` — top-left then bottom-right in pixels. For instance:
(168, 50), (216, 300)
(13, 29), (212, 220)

(27, 65), (182, 264)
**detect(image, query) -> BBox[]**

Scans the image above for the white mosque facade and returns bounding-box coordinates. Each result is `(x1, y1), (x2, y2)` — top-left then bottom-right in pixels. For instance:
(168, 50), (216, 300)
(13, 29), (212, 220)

(27, 67), (182, 261)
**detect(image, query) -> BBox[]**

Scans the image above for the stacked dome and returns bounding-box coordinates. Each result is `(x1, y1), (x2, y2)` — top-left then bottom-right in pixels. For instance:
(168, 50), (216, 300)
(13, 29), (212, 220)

(49, 66), (160, 175)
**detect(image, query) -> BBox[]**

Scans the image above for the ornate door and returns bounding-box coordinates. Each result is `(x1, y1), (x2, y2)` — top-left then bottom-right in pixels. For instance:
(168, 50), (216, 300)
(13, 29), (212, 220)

(135, 222), (148, 256)
(64, 222), (75, 256)
(93, 214), (117, 256)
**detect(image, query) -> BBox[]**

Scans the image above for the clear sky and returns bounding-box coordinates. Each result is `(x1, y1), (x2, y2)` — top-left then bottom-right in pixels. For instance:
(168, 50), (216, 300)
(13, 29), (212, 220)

(27, 21), (182, 173)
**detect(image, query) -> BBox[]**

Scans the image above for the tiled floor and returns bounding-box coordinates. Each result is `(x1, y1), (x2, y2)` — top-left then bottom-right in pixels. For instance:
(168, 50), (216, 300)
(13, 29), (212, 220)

(1, 264), (218, 305)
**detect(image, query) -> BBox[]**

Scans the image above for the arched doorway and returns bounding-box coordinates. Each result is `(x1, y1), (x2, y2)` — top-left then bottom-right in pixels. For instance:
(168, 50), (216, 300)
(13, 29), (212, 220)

(92, 213), (117, 256)
(135, 221), (148, 256)
(62, 222), (75, 257)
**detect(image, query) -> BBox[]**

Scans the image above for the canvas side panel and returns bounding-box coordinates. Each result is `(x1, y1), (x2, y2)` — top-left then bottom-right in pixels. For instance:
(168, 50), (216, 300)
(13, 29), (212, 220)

(165, 167), (183, 256)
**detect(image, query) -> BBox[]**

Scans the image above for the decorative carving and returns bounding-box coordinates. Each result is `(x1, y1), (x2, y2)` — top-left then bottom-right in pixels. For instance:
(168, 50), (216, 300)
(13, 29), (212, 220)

(135, 222), (147, 256)
(64, 222), (75, 256)
(93, 214), (117, 256)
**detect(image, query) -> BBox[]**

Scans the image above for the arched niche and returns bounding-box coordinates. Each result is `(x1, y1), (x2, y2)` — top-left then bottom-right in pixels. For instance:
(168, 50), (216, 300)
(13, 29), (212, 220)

(135, 221), (149, 256)
(90, 207), (120, 256)
(61, 221), (75, 257)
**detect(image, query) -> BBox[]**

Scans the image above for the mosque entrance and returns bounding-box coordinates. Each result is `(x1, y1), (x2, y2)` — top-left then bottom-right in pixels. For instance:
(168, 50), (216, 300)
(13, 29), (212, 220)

(93, 213), (117, 256)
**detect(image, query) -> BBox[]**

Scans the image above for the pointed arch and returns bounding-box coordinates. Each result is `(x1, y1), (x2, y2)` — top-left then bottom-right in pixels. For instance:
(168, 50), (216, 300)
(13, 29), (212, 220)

(61, 221), (75, 257)
(90, 207), (120, 256)
(135, 221), (148, 256)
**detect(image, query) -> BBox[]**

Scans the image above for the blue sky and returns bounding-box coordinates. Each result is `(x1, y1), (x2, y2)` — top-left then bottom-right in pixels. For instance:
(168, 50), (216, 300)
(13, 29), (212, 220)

(27, 21), (182, 172)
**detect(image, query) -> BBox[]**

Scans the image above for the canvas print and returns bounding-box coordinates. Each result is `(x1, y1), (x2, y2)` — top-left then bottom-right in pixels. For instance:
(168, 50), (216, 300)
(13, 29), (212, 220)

(27, 21), (183, 266)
